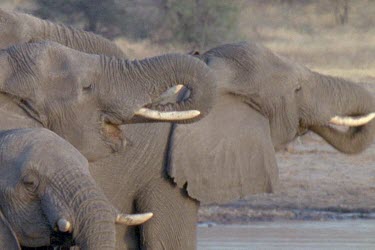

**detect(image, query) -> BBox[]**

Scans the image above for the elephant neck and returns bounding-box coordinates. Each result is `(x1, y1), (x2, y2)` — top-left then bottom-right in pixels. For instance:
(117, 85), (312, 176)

(26, 13), (125, 58)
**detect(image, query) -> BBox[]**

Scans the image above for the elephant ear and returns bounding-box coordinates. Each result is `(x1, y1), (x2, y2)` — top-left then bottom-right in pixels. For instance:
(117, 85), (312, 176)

(0, 210), (21, 250)
(167, 94), (279, 204)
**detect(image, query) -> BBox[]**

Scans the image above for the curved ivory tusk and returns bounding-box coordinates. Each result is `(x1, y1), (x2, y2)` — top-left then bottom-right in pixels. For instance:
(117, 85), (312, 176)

(160, 85), (184, 99)
(116, 212), (153, 226)
(329, 112), (375, 127)
(135, 108), (200, 121)
(57, 219), (72, 233)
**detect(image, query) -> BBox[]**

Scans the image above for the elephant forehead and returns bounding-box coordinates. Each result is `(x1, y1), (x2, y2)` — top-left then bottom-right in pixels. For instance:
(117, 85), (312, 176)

(0, 155), (21, 188)
(0, 129), (89, 174)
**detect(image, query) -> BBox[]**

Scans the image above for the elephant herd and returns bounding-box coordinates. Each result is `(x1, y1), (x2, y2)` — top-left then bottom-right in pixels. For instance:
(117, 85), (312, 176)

(0, 9), (374, 250)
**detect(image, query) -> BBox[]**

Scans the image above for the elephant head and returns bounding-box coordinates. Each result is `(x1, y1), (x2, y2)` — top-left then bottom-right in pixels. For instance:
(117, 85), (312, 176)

(168, 42), (375, 204)
(0, 41), (215, 161)
(196, 42), (375, 152)
(0, 128), (152, 249)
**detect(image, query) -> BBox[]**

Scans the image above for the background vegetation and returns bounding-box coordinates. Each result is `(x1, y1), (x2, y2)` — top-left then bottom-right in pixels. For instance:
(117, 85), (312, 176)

(32, 0), (240, 49)
(2, 0), (373, 81)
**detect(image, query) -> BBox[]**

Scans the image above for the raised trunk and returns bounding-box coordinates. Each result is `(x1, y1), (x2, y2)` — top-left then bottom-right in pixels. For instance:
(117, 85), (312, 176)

(305, 72), (375, 154)
(50, 168), (116, 250)
(100, 53), (215, 121)
(22, 12), (125, 58)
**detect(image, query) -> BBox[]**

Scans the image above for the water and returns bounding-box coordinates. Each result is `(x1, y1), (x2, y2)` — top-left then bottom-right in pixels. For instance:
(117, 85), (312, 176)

(198, 220), (375, 250)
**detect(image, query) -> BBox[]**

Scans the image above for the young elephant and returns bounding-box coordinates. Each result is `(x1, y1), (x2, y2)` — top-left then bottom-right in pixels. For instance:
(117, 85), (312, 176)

(0, 8), (125, 57)
(0, 41), (215, 161)
(0, 128), (152, 250)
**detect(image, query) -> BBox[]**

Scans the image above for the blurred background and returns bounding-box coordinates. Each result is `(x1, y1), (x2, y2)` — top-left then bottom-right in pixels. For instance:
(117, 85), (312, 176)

(2, 0), (375, 223)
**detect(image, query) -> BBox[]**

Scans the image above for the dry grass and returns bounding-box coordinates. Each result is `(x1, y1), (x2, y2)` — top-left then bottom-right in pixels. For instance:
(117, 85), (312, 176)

(238, 1), (375, 82)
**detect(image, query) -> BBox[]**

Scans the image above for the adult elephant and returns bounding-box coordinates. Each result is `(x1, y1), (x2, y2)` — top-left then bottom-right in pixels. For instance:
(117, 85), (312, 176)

(0, 10), (215, 249)
(0, 41), (215, 248)
(90, 42), (375, 249)
(0, 9), (125, 58)
(0, 128), (153, 250)
(169, 42), (375, 202)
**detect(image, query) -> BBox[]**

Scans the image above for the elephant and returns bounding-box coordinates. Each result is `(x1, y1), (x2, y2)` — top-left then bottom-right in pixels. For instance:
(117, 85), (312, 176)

(87, 42), (375, 249)
(0, 40), (215, 162)
(0, 40), (215, 248)
(0, 128), (153, 249)
(169, 42), (375, 203)
(6, 11), (374, 249)
(0, 9), (125, 58)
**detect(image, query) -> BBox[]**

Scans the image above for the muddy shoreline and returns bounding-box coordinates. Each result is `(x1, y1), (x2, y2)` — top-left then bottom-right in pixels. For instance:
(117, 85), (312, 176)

(198, 206), (375, 224)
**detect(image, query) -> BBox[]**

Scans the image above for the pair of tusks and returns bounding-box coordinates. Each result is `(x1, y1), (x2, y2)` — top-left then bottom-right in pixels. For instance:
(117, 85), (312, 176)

(134, 85), (200, 121)
(329, 112), (375, 127)
(57, 212), (153, 233)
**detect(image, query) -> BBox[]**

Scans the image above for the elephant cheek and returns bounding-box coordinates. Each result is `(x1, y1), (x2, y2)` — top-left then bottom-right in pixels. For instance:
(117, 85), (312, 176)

(65, 126), (118, 162)
(9, 209), (51, 247)
(18, 234), (50, 248)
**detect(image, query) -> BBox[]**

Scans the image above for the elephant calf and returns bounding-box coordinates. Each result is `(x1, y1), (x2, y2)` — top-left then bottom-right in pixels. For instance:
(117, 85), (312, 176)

(0, 128), (152, 250)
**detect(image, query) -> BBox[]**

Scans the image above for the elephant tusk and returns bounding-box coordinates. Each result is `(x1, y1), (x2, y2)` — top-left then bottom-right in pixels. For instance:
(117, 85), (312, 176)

(57, 218), (72, 233)
(329, 112), (375, 127)
(116, 212), (153, 226)
(135, 108), (200, 121)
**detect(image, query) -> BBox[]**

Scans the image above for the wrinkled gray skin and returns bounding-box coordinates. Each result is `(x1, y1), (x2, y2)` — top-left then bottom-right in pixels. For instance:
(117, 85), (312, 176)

(0, 41), (214, 249)
(0, 128), (121, 250)
(6, 11), (374, 249)
(17, 26), (374, 249)
(169, 42), (375, 202)
(91, 42), (375, 249)
(0, 41), (214, 162)
(0, 9), (125, 58)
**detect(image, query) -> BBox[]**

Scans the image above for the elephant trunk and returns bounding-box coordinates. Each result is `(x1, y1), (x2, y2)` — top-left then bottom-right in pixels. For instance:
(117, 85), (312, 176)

(139, 54), (215, 119)
(49, 168), (116, 250)
(304, 72), (375, 154)
(100, 54), (215, 122)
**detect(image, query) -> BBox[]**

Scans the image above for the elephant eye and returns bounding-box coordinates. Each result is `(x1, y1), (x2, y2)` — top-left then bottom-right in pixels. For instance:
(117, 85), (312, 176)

(22, 174), (39, 192)
(83, 83), (93, 92)
(295, 85), (302, 92)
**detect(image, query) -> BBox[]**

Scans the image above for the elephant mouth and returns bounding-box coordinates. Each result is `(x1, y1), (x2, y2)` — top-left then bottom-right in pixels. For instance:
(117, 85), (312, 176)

(100, 114), (126, 152)
(101, 116), (126, 152)
(50, 230), (75, 248)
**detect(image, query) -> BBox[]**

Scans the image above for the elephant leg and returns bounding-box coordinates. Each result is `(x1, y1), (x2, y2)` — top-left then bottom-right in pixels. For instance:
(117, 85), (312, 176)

(115, 223), (139, 250)
(112, 197), (140, 250)
(135, 178), (199, 250)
